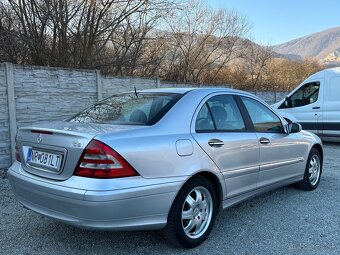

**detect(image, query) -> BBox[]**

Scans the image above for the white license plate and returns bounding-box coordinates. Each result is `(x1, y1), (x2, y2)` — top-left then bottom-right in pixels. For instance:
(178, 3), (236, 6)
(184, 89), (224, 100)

(27, 148), (63, 171)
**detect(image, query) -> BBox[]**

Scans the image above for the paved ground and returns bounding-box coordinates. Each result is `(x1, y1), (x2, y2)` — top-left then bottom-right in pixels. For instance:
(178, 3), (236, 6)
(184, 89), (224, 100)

(0, 143), (339, 255)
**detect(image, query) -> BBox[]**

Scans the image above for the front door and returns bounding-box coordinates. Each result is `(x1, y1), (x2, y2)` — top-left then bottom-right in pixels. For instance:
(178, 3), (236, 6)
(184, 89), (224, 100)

(240, 96), (307, 188)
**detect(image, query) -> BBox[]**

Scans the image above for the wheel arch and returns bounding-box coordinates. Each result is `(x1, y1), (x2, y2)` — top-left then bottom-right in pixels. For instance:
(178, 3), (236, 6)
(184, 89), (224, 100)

(185, 171), (223, 211)
(312, 143), (323, 164)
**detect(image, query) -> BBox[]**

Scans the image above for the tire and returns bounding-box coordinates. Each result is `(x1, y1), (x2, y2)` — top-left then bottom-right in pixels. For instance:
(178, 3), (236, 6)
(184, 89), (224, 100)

(163, 176), (217, 248)
(295, 148), (322, 191)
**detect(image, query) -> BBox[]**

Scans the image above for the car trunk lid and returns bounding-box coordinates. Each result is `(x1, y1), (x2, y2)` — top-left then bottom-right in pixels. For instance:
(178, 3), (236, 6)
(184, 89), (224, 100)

(16, 121), (141, 180)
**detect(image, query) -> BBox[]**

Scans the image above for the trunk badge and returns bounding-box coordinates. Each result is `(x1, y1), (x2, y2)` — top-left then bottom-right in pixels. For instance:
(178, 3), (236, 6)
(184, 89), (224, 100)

(37, 134), (43, 143)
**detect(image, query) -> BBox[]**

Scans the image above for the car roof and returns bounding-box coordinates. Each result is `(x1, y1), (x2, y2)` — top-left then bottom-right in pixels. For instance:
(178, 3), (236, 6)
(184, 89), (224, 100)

(139, 87), (252, 97)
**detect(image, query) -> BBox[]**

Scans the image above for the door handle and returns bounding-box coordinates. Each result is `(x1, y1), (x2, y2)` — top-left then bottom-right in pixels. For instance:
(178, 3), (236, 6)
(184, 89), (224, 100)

(208, 139), (224, 147)
(312, 106), (320, 109)
(259, 137), (270, 144)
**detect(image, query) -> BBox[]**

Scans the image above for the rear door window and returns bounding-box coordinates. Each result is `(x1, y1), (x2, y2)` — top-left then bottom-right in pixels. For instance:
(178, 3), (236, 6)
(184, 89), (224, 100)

(195, 94), (245, 132)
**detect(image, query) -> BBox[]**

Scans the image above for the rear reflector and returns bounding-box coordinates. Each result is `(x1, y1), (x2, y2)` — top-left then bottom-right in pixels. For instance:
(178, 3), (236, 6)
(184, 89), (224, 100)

(74, 140), (139, 178)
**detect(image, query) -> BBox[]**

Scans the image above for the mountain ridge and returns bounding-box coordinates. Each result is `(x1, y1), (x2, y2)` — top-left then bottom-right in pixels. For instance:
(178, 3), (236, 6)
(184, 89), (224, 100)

(271, 26), (340, 65)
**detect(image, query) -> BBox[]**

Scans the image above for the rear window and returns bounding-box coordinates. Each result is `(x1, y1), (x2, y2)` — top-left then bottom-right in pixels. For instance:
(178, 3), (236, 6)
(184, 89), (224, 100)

(69, 92), (182, 125)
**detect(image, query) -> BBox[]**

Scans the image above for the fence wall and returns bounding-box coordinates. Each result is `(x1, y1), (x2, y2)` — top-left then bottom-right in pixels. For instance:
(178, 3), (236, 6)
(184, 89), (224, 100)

(0, 63), (287, 168)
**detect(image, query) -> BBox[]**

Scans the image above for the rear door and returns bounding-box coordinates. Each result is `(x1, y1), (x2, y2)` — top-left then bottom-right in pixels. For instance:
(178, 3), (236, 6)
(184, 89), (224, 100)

(191, 93), (259, 198)
(239, 96), (307, 188)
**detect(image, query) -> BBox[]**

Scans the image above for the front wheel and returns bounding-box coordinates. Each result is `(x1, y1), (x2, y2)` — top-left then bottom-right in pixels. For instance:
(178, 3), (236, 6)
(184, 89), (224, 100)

(296, 148), (322, 190)
(163, 176), (217, 248)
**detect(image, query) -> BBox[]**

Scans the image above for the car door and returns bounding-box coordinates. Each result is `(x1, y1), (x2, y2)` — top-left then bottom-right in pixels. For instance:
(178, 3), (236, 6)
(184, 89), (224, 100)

(278, 81), (323, 135)
(191, 94), (260, 198)
(239, 96), (307, 188)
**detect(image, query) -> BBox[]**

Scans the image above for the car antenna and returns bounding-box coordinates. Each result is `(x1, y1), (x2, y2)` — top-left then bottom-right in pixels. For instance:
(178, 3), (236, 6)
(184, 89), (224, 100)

(134, 86), (138, 98)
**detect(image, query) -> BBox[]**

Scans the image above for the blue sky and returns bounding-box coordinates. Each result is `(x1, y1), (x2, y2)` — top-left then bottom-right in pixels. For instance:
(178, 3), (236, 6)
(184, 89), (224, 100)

(209, 0), (340, 45)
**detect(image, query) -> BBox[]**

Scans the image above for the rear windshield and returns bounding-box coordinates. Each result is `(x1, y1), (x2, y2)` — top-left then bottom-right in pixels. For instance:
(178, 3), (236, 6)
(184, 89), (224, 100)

(69, 92), (182, 125)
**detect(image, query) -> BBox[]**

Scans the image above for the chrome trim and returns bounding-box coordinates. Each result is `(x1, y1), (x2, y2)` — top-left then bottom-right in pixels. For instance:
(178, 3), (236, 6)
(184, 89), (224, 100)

(223, 165), (259, 179)
(79, 162), (122, 169)
(260, 157), (304, 171)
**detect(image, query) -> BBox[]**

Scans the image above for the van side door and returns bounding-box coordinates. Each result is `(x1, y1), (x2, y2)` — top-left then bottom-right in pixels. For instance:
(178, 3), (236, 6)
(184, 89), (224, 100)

(322, 76), (340, 137)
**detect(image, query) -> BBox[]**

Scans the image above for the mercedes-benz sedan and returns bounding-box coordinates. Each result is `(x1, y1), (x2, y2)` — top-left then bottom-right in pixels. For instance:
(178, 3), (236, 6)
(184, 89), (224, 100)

(8, 88), (323, 248)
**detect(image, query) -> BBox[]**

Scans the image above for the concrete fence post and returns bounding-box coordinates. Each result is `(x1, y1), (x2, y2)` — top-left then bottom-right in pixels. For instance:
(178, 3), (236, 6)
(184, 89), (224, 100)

(96, 70), (102, 101)
(5, 62), (17, 163)
(156, 77), (160, 88)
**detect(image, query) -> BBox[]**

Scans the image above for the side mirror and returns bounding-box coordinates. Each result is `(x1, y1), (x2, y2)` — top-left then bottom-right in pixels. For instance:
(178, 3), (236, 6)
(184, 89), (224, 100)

(288, 123), (302, 133)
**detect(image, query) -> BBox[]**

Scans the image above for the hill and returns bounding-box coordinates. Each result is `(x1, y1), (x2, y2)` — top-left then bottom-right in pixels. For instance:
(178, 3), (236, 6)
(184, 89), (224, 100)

(272, 27), (340, 66)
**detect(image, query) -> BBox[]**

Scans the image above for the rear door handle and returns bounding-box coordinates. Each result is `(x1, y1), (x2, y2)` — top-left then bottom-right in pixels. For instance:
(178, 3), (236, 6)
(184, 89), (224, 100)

(259, 137), (270, 144)
(312, 106), (320, 109)
(208, 139), (224, 147)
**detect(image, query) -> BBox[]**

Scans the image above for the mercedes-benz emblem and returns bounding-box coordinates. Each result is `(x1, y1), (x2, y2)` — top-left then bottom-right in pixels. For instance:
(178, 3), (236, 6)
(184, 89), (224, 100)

(37, 134), (42, 143)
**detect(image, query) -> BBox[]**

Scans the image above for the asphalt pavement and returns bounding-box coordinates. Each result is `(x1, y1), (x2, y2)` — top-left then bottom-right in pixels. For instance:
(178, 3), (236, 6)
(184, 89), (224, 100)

(0, 143), (339, 255)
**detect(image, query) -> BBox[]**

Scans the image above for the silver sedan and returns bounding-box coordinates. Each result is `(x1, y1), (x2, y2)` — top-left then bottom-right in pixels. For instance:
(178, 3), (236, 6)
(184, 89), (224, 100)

(8, 88), (323, 248)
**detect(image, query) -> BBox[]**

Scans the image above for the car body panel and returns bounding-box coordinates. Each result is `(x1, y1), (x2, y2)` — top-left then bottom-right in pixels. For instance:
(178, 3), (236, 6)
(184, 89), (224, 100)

(8, 161), (183, 230)
(255, 132), (308, 187)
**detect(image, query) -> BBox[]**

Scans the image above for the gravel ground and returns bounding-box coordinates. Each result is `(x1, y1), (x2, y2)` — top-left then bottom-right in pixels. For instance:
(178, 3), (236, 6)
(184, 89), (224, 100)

(0, 143), (339, 255)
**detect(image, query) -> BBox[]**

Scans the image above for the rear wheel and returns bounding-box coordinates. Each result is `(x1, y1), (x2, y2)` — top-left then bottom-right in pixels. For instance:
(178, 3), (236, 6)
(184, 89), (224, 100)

(296, 148), (322, 190)
(163, 176), (217, 248)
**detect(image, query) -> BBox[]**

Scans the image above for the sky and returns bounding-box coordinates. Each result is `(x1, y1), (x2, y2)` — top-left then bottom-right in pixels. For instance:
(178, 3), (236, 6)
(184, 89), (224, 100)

(209, 0), (340, 45)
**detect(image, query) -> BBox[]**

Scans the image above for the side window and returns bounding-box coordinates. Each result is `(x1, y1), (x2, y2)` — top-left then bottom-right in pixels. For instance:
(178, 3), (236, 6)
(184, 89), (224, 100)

(241, 97), (283, 133)
(195, 103), (215, 132)
(208, 95), (245, 131)
(280, 82), (320, 108)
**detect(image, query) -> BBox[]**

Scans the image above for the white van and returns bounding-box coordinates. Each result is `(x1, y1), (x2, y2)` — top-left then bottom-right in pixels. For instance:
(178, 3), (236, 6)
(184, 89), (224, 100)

(272, 67), (340, 141)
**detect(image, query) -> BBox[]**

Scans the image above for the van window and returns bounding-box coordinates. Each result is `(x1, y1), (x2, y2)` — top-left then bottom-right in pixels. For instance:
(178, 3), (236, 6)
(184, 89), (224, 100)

(328, 77), (340, 101)
(279, 82), (320, 109)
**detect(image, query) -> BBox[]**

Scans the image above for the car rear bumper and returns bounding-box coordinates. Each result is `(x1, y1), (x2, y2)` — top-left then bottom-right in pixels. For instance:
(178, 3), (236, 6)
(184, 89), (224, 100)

(8, 162), (184, 231)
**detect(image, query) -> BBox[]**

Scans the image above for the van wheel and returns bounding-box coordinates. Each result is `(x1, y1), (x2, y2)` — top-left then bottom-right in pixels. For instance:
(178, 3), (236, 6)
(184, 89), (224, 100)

(163, 176), (217, 248)
(295, 148), (322, 190)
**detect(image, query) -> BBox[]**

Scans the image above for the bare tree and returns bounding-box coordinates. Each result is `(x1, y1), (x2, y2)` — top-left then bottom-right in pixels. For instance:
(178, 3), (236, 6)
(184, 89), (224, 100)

(162, 0), (250, 83)
(0, 2), (26, 63)
(244, 41), (273, 91)
(1, 0), (322, 93)
(1, 0), (172, 69)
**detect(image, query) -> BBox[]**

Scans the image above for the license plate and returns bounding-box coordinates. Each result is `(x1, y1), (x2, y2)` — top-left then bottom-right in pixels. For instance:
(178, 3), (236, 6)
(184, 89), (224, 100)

(27, 148), (63, 171)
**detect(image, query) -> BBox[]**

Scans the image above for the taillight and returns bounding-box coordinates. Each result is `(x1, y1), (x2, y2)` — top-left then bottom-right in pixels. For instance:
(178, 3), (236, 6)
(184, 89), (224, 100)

(74, 140), (139, 178)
